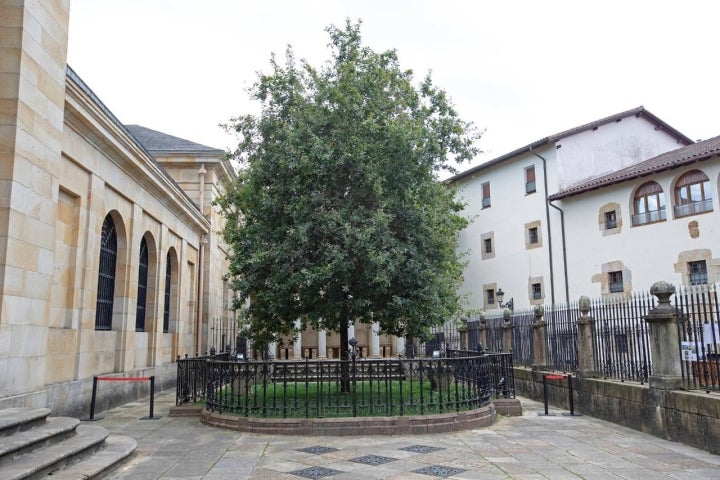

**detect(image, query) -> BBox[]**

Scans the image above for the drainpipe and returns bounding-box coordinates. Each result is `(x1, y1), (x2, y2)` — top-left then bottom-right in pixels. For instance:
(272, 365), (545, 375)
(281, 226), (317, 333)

(196, 165), (207, 355)
(548, 199), (570, 305)
(529, 151), (557, 305)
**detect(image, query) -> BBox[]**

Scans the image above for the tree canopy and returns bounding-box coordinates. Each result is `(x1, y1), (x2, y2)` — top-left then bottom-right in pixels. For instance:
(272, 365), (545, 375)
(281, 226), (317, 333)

(217, 20), (480, 354)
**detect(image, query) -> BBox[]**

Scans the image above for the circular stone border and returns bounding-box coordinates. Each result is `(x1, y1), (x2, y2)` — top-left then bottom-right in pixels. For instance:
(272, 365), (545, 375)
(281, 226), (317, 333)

(200, 404), (498, 436)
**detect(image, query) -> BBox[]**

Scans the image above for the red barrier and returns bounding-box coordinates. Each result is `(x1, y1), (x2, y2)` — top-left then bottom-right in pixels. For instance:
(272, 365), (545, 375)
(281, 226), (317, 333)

(84, 375), (160, 421)
(538, 373), (581, 416)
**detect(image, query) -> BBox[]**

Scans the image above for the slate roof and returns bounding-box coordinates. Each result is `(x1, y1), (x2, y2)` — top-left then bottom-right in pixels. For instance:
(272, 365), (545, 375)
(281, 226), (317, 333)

(548, 135), (720, 200)
(125, 125), (223, 155)
(446, 106), (693, 184)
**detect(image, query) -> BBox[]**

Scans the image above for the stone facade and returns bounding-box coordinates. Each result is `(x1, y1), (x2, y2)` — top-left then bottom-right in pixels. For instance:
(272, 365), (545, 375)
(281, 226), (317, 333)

(0, 0), (236, 416)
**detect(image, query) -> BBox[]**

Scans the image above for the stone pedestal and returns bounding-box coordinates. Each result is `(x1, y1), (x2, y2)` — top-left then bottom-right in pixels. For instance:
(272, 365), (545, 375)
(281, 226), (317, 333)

(502, 309), (513, 353)
(532, 305), (547, 370)
(645, 281), (683, 390)
(576, 296), (599, 378)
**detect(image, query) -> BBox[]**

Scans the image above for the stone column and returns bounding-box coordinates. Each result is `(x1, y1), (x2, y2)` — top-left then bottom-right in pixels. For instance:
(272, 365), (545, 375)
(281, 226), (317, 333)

(268, 340), (277, 360)
(395, 336), (405, 357)
(502, 309), (513, 353)
(576, 296), (599, 378)
(458, 318), (468, 351)
(317, 329), (327, 359)
(478, 313), (487, 351)
(293, 319), (303, 359)
(645, 281), (683, 390)
(369, 322), (381, 358)
(532, 305), (548, 370)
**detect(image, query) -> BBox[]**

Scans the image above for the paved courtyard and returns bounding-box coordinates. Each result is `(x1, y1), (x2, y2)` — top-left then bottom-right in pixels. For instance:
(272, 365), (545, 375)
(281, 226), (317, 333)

(94, 390), (719, 479)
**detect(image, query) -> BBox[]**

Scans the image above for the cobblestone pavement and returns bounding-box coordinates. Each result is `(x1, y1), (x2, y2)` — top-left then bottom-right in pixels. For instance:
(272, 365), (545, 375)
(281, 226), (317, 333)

(92, 390), (720, 479)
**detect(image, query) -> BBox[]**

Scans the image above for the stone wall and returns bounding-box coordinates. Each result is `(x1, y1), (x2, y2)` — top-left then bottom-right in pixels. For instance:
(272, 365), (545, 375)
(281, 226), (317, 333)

(514, 367), (720, 454)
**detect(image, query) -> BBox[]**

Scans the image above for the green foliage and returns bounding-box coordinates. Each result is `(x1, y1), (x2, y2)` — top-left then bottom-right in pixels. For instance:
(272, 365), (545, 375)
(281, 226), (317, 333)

(217, 20), (480, 349)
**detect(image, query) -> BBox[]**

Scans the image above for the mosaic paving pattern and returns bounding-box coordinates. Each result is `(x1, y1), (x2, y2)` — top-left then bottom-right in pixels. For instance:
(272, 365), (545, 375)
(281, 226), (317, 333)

(289, 466), (343, 479)
(349, 454), (398, 465)
(413, 465), (466, 478)
(295, 445), (339, 455)
(400, 444), (445, 454)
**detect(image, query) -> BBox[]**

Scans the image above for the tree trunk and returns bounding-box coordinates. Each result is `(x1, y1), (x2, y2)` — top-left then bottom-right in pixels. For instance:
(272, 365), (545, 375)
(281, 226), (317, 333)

(339, 306), (350, 393)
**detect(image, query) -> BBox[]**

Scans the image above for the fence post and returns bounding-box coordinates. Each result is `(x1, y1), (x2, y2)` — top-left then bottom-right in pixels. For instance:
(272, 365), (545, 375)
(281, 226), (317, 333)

(532, 305), (547, 370)
(459, 317), (468, 350)
(478, 313), (487, 351)
(576, 296), (598, 378)
(502, 308), (513, 353)
(645, 281), (683, 390)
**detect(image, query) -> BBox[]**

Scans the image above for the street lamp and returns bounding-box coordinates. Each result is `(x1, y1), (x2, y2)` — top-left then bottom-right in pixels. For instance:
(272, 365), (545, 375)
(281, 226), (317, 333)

(496, 288), (514, 311)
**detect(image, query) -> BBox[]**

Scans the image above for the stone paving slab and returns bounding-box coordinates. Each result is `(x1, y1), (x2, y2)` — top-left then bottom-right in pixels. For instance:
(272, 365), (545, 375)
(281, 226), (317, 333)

(92, 390), (720, 479)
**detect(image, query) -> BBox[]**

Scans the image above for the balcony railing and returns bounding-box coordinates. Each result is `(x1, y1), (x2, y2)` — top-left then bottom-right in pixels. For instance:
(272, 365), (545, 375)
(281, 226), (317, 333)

(674, 199), (713, 218)
(631, 208), (666, 226)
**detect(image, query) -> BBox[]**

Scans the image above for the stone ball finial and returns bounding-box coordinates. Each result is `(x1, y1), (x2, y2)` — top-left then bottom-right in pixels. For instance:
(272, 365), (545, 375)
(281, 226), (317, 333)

(579, 296), (591, 315)
(479, 312), (486, 325)
(650, 281), (675, 305)
(503, 308), (511, 322)
(534, 304), (544, 319)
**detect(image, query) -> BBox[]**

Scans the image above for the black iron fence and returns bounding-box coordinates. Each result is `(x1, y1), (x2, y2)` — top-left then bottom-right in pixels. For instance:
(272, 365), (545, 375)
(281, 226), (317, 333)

(176, 351), (230, 405)
(677, 284), (720, 390)
(178, 352), (514, 418)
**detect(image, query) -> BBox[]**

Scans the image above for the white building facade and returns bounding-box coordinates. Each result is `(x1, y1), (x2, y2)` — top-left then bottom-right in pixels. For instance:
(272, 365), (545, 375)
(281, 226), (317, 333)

(550, 136), (720, 299)
(449, 108), (692, 313)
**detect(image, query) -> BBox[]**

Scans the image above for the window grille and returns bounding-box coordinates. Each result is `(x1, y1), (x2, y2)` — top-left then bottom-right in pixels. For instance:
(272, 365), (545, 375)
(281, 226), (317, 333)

(688, 260), (708, 285)
(95, 215), (117, 330)
(608, 271), (624, 293)
(136, 237), (148, 331)
(163, 252), (171, 333)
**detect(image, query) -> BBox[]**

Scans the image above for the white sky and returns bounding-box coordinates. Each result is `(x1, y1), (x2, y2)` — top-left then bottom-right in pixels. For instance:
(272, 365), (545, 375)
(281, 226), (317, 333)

(67, 0), (720, 173)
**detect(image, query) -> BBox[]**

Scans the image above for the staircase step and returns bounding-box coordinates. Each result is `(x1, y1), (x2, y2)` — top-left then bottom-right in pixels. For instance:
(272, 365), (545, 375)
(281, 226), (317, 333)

(39, 435), (137, 480)
(0, 408), (52, 437)
(0, 424), (109, 480)
(0, 417), (80, 464)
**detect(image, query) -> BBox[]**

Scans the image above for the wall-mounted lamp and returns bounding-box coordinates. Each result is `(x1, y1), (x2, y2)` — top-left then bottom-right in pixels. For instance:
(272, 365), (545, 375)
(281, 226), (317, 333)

(496, 288), (514, 311)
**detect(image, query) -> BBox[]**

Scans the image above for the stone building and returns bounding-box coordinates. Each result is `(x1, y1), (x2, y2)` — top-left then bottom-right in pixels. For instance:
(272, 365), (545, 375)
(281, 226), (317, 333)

(1, 0), (236, 416)
(447, 107), (694, 312)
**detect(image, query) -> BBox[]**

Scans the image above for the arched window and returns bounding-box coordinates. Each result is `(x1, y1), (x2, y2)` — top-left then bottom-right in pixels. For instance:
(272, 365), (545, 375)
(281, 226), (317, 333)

(632, 181), (665, 226)
(163, 251), (171, 333)
(136, 237), (148, 331)
(674, 170), (712, 217)
(95, 215), (117, 330)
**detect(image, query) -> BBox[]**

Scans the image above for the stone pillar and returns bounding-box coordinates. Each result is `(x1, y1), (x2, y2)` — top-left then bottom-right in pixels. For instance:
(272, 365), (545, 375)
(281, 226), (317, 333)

(0, 0), (71, 406)
(502, 308), (513, 353)
(293, 319), (303, 359)
(370, 322), (381, 358)
(268, 340), (276, 360)
(478, 313), (487, 351)
(576, 296), (599, 378)
(532, 305), (548, 370)
(317, 329), (327, 359)
(458, 318), (468, 351)
(395, 336), (405, 357)
(645, 281), (683, 390)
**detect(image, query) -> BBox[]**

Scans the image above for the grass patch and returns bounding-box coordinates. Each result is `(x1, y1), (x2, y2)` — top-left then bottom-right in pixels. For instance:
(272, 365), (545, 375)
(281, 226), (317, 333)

(211, 379), (484, 418)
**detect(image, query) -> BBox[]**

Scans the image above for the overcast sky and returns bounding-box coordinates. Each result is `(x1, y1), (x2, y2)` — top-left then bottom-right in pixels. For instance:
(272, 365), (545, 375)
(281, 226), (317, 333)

(67, 0), (719, 173)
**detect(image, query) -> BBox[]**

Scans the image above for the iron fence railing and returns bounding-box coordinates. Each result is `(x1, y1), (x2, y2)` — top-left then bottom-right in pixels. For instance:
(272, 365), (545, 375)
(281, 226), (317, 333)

(200, 354), (511, 418)
(176, 351), (230, 405)
(676, 283), (720, 390)
(591, 294), (653, 383)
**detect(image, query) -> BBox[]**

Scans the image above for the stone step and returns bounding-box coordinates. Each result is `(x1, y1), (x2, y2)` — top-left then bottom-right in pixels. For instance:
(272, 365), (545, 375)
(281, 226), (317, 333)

(0, 408), (52, 437)
(0, 416), (80, 465)
(0, 424), (109, 480)
(38, 435), (137, 480)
